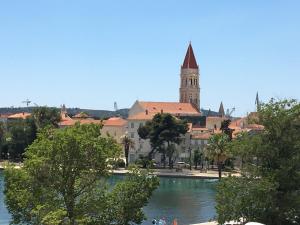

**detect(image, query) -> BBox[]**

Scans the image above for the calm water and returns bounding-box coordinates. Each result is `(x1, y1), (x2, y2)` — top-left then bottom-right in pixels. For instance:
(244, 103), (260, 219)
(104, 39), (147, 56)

(0, 171), (217, 225)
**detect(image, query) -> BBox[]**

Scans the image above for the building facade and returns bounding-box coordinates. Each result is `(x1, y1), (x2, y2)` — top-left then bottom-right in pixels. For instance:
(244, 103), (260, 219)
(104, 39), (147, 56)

(127, 101), (201, 164)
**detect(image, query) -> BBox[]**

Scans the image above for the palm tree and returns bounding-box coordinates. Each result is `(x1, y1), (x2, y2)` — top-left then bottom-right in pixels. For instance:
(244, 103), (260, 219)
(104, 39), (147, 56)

(121, 134), (135, 167)
(206, 133), (229, 179)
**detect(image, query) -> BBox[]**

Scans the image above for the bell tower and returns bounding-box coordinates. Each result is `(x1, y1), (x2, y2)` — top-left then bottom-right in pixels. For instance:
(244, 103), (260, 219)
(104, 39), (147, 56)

(179, 43), (200, 111)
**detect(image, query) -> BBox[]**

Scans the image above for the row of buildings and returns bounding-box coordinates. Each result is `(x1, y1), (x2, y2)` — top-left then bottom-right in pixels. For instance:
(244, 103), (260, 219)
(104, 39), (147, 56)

(58, 43), (262, 164)
(1, 43), (263, 165)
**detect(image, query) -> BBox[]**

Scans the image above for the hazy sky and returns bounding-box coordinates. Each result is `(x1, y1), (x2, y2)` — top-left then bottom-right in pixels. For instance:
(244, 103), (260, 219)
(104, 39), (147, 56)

(1, 0), (299, 116)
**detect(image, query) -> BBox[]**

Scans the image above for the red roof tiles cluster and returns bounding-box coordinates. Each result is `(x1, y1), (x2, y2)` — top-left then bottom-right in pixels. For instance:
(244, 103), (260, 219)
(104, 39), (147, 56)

(8, 112), (31, 119)
(139, 101), (200, 115)
(102, 117), (127, 127)
(128, 101), (200, 121)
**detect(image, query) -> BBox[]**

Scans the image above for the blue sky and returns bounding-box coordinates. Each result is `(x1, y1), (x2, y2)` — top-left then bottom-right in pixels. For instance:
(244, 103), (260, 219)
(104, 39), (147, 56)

(0, 0), (299, 116)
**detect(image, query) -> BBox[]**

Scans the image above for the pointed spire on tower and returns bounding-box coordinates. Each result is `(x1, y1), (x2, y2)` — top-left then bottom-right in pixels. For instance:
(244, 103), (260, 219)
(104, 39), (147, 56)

(255, 92), (261, 111)
(218, 101), (225, 117)
(182, 42), (198, 69)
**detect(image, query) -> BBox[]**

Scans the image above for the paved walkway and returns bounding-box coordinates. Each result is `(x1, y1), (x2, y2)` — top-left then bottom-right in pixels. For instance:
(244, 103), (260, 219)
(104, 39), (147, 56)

(0, 161), (240, 179)
(113, 168), (240, 179)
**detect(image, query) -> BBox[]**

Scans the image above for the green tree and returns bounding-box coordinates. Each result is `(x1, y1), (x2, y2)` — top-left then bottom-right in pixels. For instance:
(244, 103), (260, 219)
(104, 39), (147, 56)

(220, 119), (233, 139)
(206, 133), (230, 179)
(103, 168), (159, 225)
(0, 121), (5, 158)
(193, 148), (203, 169)
(216, 99), (300, 225)
(120, 134), (135, 167)
(6, 118), (37, 160)
(4, 123), (159, 225)
(138, 113), (188, 168)
(32, 106), (61, 129)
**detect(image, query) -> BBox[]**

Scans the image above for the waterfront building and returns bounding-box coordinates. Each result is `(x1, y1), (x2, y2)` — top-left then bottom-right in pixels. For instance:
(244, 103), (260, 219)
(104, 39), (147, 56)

(101, 117), (128, 144)
(127, 101), (200, 163)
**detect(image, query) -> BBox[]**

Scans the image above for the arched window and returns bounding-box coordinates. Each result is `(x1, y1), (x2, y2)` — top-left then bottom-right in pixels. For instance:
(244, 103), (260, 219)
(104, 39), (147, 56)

(190, 79), (192, 86)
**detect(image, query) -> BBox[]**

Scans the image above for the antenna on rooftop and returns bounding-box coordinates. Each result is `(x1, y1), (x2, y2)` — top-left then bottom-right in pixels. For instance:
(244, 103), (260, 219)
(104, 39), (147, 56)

(22, 99), (31, 107)
(114, 102), (118, 111)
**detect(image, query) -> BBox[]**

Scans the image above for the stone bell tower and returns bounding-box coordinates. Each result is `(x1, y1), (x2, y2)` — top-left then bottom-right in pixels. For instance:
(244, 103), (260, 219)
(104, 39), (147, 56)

(179, 43), (200, 111)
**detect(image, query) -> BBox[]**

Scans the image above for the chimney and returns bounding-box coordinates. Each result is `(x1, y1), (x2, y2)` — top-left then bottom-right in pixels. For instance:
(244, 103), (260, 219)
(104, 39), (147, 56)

(145, 109), (148, 115)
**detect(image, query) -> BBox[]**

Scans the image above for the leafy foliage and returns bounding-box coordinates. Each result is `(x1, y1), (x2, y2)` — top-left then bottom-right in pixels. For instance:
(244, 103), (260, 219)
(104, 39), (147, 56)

(216, 99), (300, 225)
(137, 113), (188, 168)
(103, 168), (159, 225)
(220, 119), (233, 139)
(0, 122), (5, 155)
(206, 133), (230, 179)
(32, 106), (61, 129)
(193, 149), (203, 169)
(121, 135), (135, 167)
(4, 124), (159, 225)
(3, 118), (37, 159)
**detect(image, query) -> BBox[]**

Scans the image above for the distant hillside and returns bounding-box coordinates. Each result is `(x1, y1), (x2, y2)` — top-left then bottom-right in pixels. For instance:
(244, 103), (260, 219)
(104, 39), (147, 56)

(67, 108), (129, 119)
(200, 108), (219, 117)
(0, 107), (220, 119)
(0, 107), (129, 119)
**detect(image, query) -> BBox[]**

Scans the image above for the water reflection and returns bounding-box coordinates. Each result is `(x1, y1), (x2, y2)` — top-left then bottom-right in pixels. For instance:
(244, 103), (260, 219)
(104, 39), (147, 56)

(142, 177), (217, 225)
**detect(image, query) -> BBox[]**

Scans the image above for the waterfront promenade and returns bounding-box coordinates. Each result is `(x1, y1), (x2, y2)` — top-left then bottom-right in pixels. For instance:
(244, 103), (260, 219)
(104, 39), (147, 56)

(114, 168), (240, 179)
(0, 161), (240, 179)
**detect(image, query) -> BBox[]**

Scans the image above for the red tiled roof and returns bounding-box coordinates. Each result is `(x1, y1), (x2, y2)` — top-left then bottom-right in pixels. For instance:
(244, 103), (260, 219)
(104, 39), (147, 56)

(59, 119), (102, 127)
(0, 114), (10, 119)
(139, 101), (200, 115)
(229, 118), (245, 128)
(103, 117), (127, 126)
(127, 112), (156, 121)
(182, 43), (198, 69)
(8, 112), (31, 119)
(79, 119), (102, 125)
(59, 119), (76, 126)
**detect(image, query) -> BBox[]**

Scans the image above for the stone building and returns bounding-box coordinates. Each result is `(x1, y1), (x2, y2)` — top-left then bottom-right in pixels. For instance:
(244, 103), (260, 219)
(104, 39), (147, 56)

(179, 43), (200, 111)
(127, 101), (200, 163)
